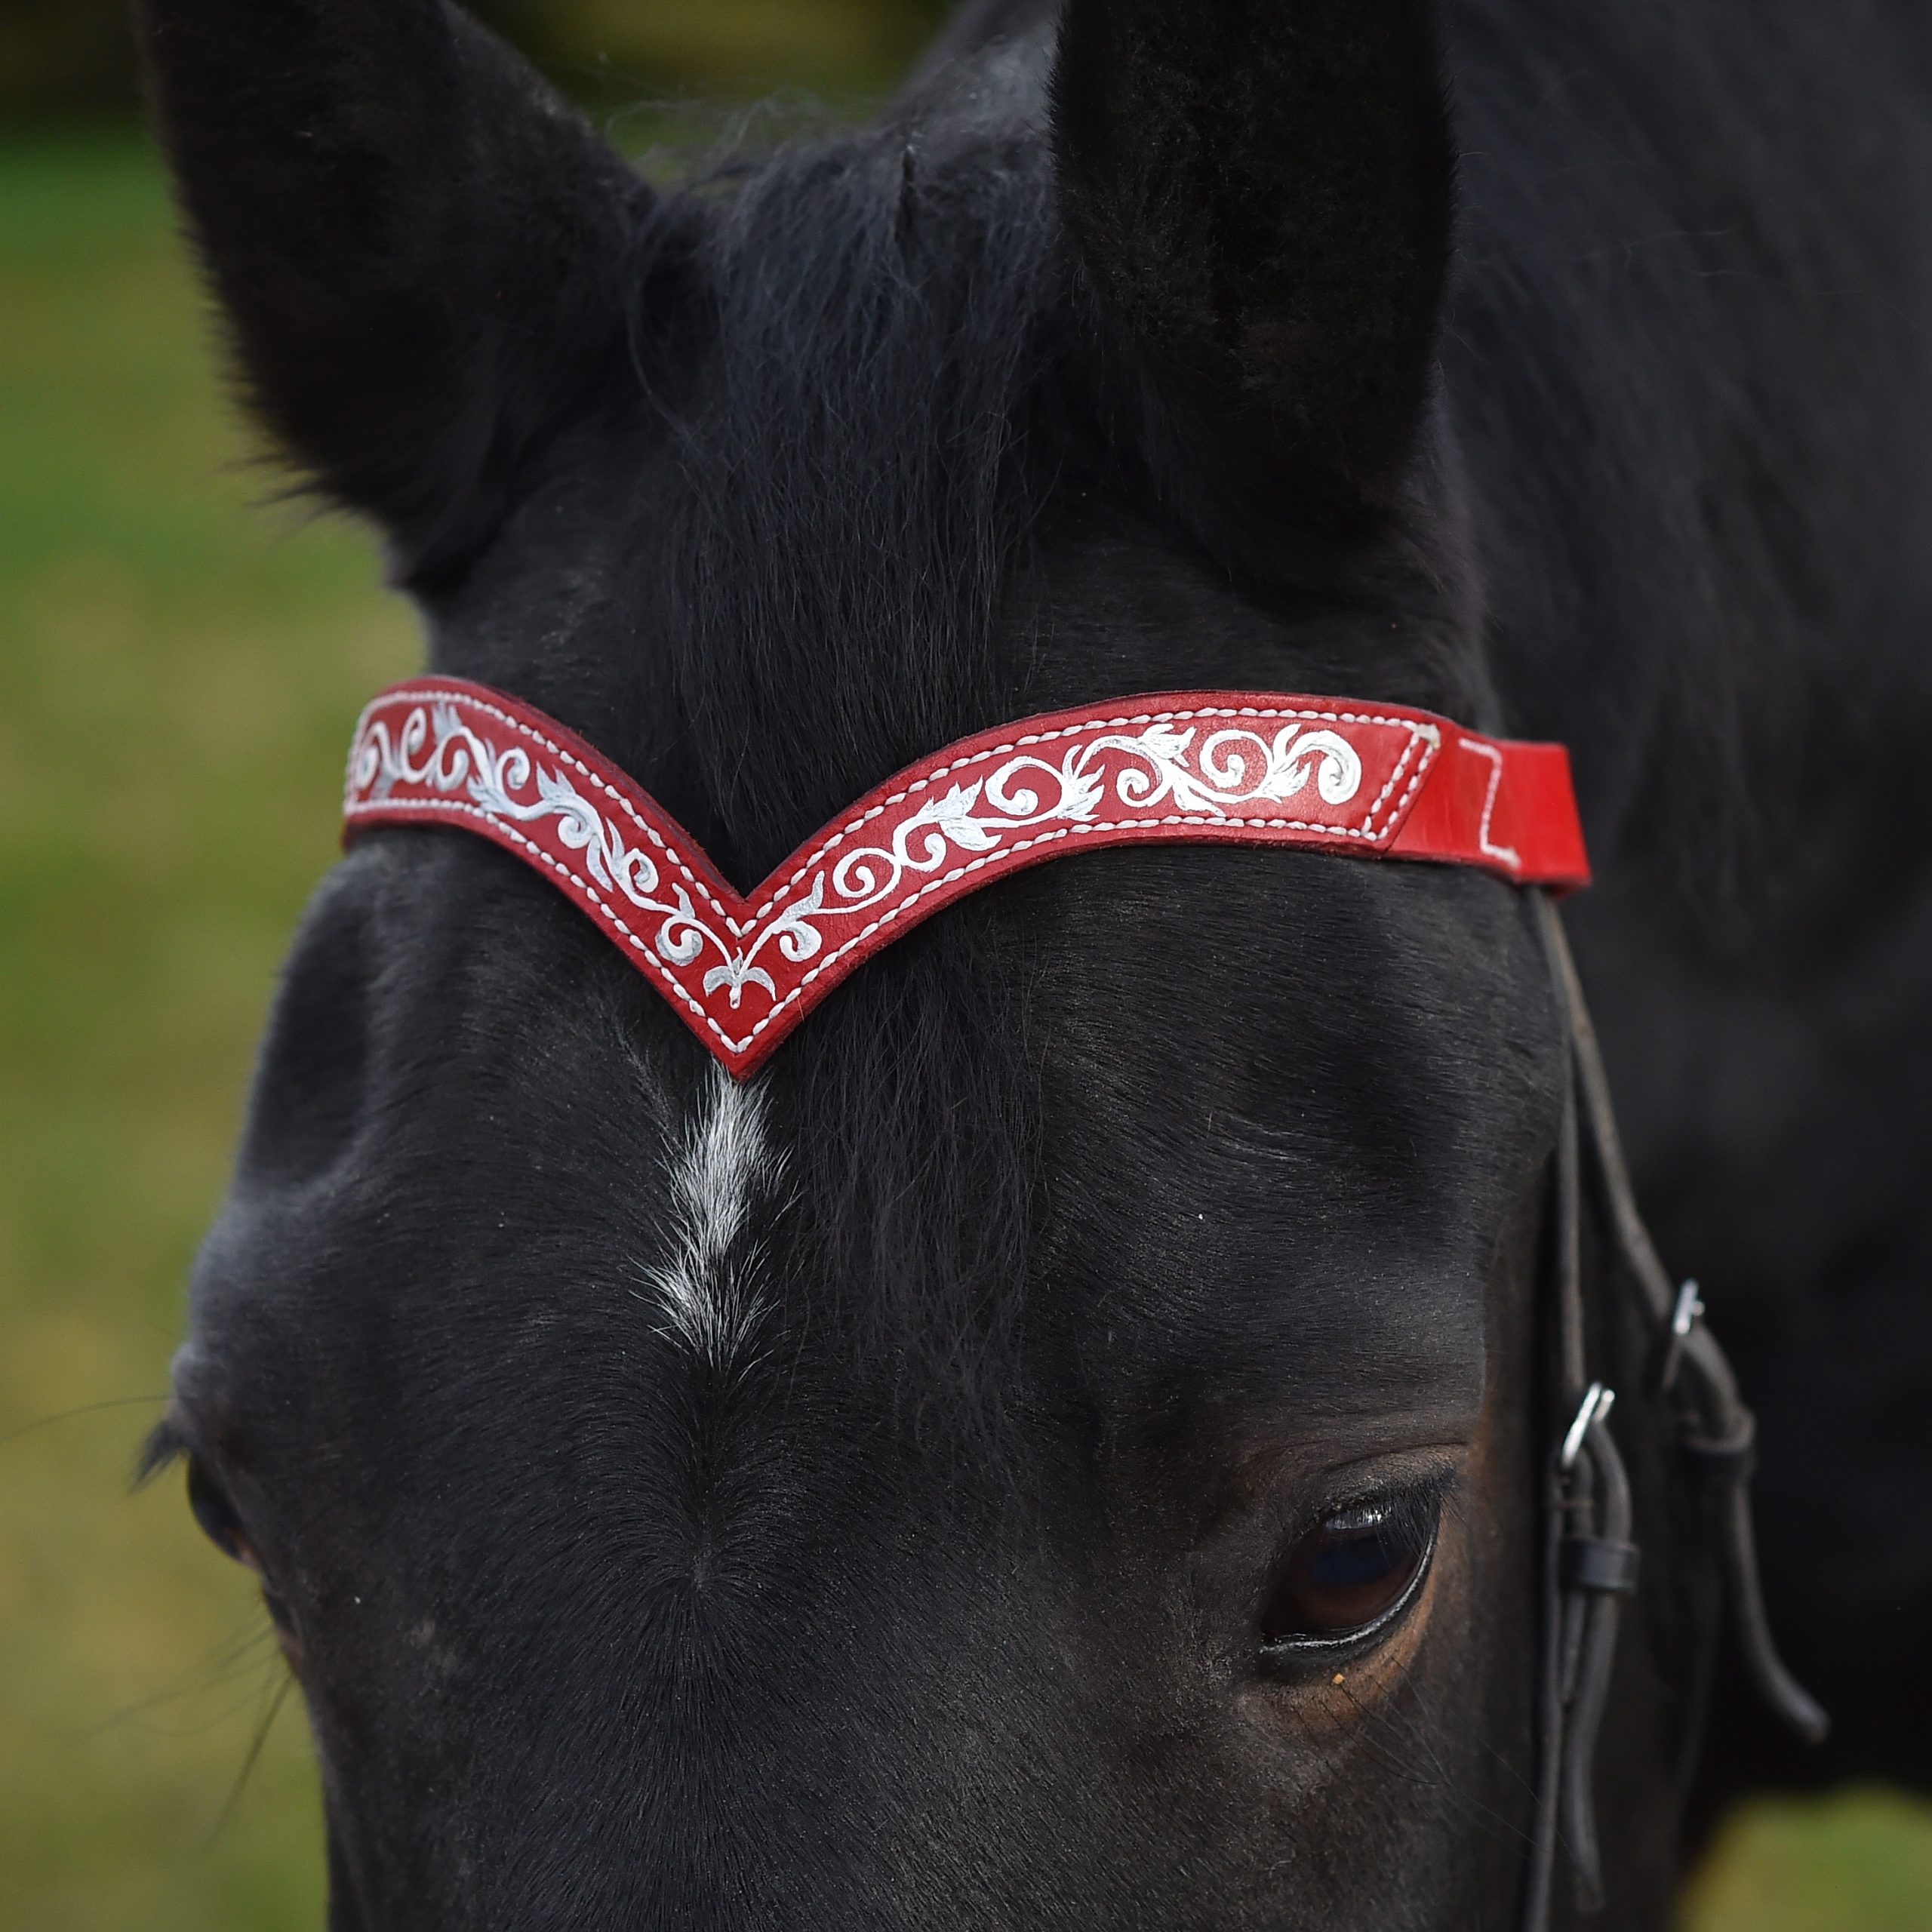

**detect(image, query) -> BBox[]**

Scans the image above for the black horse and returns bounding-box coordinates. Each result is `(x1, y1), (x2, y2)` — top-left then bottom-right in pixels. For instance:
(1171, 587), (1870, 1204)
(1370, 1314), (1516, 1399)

(137, 0), (1932, 1924)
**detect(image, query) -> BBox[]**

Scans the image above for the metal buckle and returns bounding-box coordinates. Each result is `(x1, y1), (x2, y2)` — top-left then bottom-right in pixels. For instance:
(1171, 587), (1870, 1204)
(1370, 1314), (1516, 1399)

(1658, 1278), (1705, 1395)
(1560, 1383), (1616, 1472)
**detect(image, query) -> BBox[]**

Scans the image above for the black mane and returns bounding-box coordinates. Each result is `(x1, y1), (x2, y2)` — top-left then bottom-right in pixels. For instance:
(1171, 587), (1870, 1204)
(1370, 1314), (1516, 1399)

(629, 106), (1066, 1435)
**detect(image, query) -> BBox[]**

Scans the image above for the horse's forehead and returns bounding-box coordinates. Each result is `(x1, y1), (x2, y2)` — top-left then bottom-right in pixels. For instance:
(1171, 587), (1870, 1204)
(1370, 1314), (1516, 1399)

(1020, 841), (1547, 1419)
(189, 804), (1542, 1501)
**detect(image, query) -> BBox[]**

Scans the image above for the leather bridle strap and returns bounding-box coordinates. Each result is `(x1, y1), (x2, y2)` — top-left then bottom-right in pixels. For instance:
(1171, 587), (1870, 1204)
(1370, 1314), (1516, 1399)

(343, 680), (1591, 1078)
(1521, 896), (1826, 1932)
(1522, 1017), (1636, 1928)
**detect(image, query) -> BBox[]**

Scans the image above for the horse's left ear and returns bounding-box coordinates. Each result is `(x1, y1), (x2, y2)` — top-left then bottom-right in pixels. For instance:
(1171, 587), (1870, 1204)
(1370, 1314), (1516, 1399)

(140, 0), (660, 584)
(1051, 0), (1454, 509)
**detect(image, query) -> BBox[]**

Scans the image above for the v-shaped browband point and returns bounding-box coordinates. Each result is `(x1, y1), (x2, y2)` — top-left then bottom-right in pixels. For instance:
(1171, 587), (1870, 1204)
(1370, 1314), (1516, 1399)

(343, 679), (1591, 1077)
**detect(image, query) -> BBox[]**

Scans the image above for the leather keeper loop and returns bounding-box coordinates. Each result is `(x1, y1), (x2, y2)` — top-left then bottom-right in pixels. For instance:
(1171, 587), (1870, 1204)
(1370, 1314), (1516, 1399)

(1559, 1535), (1641, 1595)
(1681, 1418), (1758, 1486)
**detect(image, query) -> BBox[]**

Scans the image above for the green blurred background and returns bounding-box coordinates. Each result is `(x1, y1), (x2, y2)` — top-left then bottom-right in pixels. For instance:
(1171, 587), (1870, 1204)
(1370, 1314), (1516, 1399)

(2, 5), (1929, 1927)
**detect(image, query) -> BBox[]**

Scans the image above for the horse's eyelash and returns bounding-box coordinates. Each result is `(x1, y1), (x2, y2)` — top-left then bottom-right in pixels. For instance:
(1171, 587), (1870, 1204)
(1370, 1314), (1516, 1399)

(134, 1418), (188, 1490)
(1311, 1470), (1459, 1542)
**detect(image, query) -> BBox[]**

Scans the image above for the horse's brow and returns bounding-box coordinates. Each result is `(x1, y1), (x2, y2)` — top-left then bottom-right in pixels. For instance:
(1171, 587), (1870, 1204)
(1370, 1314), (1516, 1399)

(1103, 1281), (1489, 1446)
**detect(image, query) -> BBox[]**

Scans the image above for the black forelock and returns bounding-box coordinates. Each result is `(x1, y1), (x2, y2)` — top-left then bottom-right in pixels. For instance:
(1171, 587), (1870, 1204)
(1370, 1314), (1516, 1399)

(599, 87), (1497, 1452)
(614, 105), (1072, 1446)
(657, 109), (1065, 888)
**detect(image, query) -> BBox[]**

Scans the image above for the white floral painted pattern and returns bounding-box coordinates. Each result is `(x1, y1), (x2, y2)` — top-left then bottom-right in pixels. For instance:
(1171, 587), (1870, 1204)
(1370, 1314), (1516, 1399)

(344, 684), (1452, 1072)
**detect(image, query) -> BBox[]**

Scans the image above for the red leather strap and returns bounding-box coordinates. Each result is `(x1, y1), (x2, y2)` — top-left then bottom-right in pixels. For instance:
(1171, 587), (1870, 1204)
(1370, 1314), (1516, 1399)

(343, 679), (1589, 1077)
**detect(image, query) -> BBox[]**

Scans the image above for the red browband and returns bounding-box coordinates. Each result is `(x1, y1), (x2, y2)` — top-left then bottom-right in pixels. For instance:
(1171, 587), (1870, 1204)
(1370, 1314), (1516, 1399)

(344, 679), (1590, 1078)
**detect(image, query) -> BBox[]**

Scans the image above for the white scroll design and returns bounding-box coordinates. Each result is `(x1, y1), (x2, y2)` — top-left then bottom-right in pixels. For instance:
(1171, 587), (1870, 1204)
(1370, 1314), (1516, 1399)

(350, 705), (1369, 1012)
(353, 701), (726, 980)
(780, 723), (1366, 970)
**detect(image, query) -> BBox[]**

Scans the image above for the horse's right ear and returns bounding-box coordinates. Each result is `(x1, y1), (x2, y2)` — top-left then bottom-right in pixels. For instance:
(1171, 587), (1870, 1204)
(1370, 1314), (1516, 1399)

(140, 0), (659, 581)
(1051, 0), (1454, 517)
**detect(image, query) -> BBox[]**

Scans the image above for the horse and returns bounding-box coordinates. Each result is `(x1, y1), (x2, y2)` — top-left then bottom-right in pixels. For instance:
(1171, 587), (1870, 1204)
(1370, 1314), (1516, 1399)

(134, 0), (1932, 1924)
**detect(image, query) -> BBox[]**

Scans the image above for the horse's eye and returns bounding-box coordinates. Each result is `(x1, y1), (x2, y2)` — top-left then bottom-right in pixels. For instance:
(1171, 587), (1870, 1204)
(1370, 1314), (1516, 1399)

(185, 1457), (300, 1644)
(186, 1456), (256, 1568)
(1261, 1491), (1439, 1656)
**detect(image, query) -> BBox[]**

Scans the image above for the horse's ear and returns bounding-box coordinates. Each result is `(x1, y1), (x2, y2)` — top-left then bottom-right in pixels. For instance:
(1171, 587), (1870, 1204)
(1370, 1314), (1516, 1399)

(1051, 0), (1454, 511)
(140, 0), (657, 580)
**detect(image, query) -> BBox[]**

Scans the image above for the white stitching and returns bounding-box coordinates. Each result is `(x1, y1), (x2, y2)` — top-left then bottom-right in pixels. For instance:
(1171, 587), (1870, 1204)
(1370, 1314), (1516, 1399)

(750, 709), (1435, 918)
(380, 688), (739, 930)
(344, 796), (740, 1048)
(1358, 725), (1439, 834)
(1457, 737), (1522, 874)
(737, 816), (1389, 1044)
(347, 791), (1433, 1056)
(348, 692), (1461, 1060)
(360, 691), (1441, 929)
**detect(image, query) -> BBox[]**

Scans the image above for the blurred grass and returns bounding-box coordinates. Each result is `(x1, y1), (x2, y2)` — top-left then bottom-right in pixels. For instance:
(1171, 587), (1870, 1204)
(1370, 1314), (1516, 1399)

(0, 0), (952, 114)
(1, 122), (1929, 1932)
(0, 124), (408, 1930)
(1687, 1792), (1932, 1932)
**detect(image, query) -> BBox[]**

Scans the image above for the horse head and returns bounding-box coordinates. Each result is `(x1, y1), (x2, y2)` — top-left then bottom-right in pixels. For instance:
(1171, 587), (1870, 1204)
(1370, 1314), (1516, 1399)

(140, 2), (1711, 1923)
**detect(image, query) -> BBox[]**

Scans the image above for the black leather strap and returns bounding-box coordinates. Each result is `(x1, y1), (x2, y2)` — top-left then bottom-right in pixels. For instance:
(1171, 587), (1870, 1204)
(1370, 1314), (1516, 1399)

(1521, 895), (1826, 1932)
(1560, 1534), (1641, 1595)
(1681, 1417), (1757, 1485)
